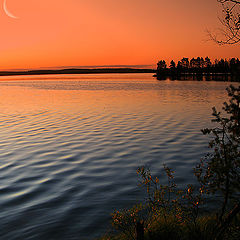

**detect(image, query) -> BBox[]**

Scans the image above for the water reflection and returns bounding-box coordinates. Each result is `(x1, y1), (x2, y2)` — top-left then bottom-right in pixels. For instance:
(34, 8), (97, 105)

(0, 74), (237, 239)
(159, 74), (239, 82)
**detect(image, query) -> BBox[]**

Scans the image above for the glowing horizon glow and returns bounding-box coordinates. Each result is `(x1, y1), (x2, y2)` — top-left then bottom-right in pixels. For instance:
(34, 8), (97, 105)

(3, 0), (19, 19)
(0, 0), (239, 71)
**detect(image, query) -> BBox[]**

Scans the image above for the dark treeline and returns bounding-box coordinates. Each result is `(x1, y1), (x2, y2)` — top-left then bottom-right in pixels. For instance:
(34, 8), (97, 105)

(156, 57), (240, 81)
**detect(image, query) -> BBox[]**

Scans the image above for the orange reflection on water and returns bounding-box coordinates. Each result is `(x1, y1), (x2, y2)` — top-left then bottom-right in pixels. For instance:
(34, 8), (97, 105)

(0, 74), (230, 123)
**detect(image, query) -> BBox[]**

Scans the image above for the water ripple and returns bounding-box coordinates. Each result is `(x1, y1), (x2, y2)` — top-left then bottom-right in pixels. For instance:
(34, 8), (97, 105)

(0, 74), (234, 239)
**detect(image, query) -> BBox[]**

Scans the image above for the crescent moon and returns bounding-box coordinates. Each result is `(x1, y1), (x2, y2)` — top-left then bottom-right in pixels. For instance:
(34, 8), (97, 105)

(3, 0), (19, 19)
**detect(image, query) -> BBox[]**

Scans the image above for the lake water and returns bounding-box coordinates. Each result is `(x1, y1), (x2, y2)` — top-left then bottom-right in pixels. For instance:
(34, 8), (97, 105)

(0, 73), (236, 239)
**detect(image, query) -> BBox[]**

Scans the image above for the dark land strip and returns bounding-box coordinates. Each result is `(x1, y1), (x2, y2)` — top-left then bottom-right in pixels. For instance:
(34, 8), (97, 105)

(0, 68), (155, 77)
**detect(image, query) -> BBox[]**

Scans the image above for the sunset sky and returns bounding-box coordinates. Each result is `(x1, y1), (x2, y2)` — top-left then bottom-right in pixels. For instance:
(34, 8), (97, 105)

(0, 0), (239, 70)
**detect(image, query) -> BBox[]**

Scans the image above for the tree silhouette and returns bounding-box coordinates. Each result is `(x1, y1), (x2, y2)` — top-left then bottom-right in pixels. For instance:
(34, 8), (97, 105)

(169, 60), (176, 69)
(156, 57), (240, 80)
(157, 60), (167, 70)
(209, 0), (240, 44)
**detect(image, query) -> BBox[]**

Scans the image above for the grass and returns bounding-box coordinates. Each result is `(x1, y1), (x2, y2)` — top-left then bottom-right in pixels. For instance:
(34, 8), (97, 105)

(98, 212), (240, 240)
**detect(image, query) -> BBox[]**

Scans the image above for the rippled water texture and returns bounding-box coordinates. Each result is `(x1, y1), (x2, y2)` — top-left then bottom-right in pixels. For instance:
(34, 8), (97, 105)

(0, 74), (236, 239)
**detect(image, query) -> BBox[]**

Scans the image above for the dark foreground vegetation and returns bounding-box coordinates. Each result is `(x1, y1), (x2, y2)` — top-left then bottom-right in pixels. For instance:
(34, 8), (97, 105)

(0, 68), (155, 77)
(100, 85), (240, 240)
(155, 57), (240, 81)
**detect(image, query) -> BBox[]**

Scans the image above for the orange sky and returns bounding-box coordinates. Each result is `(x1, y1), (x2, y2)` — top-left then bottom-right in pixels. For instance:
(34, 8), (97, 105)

(0, 0), (239, 70)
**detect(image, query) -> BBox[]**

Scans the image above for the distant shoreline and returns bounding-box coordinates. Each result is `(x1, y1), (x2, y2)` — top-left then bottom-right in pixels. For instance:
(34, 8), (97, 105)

(0, 68), (156, 77)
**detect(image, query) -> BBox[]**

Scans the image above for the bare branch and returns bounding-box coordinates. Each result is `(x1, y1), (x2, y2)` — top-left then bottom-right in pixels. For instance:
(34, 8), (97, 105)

(210, 0), (240, 44)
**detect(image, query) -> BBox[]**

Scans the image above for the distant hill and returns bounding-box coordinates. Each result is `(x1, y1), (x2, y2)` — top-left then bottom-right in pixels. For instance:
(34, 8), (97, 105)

(0, 68), (155, 77)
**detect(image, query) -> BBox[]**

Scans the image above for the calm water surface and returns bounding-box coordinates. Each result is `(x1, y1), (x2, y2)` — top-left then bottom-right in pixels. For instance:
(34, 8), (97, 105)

(0, 74), (236, 239)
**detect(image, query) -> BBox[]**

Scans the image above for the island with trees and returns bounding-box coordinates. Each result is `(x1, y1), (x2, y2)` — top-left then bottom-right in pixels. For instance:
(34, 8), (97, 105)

(155, 57), (240, 81)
